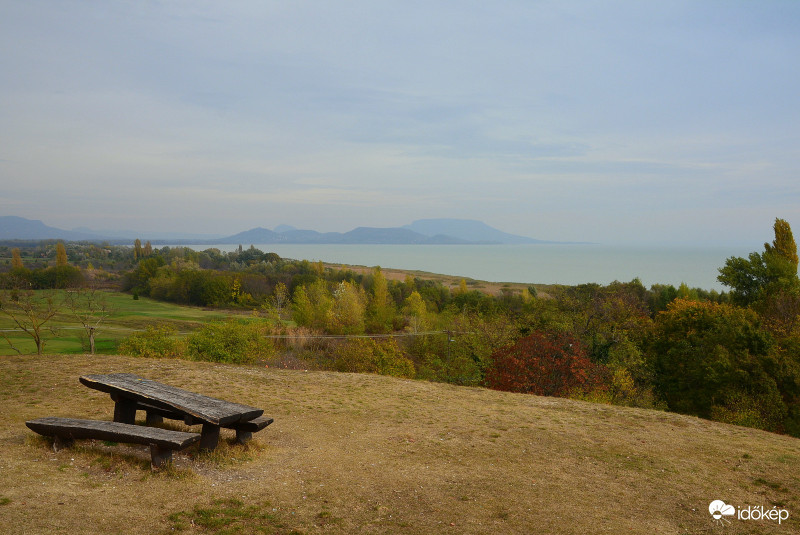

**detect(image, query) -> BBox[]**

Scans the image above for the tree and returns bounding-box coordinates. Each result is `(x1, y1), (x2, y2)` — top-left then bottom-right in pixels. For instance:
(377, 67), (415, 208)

(651, 299), (788, 431)
(486, 330), (607, 397)
(0, 289), (60, 355)
(270, 282), (290, 320)
(63, 287), (114, 354)
(291, 280), (332, 331)
(134, 239), (142, 260)
(764, 218), (799, 269)
(11, 248), (23, 270)
(367, 267), (395, 333)
(55, 242), (68, 267)
(328, 281), (366, 335)
(403, 291), (429, 333)
(718, 218), (800, 307)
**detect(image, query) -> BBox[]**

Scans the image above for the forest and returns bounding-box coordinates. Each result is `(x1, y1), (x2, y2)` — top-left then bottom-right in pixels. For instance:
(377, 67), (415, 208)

(1, 219), (799, 438)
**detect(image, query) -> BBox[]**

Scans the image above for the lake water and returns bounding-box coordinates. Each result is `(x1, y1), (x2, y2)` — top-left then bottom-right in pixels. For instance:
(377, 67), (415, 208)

(171, 243), (755, 291)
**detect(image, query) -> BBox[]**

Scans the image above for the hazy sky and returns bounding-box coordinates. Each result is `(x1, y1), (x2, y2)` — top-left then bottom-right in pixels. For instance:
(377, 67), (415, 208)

(2, 1), (799, 245)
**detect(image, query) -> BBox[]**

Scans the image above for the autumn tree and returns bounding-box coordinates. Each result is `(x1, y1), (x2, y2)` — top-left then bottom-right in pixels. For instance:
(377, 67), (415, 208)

(486, 330), (607, 397)
(718, 218), (800, 306)
(264, 281), (290, 321)
(765, 218), (799, 269)
(134, 239), (142, 260)
(11, 248), (23, 270)
(55, 242), (68, 266)
(291, 280), (332, 331)
(403, 291), (429, 333)
(366, 267), (396, 333)
(328, 281), (366, 335)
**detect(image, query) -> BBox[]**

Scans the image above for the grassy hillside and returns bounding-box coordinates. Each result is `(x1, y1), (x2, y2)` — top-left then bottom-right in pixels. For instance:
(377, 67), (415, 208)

(1, 354), (798, 534)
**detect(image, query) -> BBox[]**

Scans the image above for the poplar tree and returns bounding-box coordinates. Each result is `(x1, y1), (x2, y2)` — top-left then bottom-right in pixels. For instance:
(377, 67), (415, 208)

(764, 218), (799, 272)
(55, 242), (68, 266)
(367, 267), (396, 333)
(718, 218), (800, 306)
(11, 248), (23, 270)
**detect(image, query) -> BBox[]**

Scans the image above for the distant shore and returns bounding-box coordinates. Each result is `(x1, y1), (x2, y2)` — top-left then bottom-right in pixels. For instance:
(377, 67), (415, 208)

(326, 262), (554, 297)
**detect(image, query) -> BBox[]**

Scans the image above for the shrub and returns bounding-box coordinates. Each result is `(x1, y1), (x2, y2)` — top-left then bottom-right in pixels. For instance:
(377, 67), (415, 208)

(186, 319), (274, 365)
(118, 325), (186, 359)
(332, 338), (415, 378)
(486, 330), (607, 397)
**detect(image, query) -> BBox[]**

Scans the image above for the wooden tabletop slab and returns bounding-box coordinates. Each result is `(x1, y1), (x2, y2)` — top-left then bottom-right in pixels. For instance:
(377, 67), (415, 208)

(79, 373), (263, 426)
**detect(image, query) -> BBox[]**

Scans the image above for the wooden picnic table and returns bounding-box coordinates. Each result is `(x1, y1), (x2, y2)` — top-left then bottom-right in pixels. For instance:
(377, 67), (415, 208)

(79, 373), (264, 450)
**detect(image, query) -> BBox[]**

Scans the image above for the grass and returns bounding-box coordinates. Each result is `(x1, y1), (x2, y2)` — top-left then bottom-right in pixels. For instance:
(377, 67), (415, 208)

(0, 291), (231, 356)
(1, 353), (799, 534)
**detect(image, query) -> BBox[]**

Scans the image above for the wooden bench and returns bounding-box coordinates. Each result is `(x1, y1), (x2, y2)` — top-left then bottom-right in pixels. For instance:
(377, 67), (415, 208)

(26, 417), (201, 469)
(137, 402), (274, 444)
(80, 373), (267, 451)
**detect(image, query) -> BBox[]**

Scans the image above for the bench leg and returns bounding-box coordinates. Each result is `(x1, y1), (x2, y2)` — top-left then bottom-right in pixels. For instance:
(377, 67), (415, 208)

(199, 424), (220, 451)
(113, 398), (138, 425)
(150, 444), (173, 469)
(53, 435), (74, 452)
(145, 412), (164, 425)
(235, 429), (253, 445)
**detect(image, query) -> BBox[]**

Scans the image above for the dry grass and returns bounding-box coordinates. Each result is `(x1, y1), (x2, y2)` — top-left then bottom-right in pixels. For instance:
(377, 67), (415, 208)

(1, 354), (799, 534)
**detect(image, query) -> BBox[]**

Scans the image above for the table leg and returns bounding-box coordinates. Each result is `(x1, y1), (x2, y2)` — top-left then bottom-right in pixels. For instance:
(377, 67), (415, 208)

(150, 444), (173, 469)
(113, 398), (137, 424)
(235, 429), (253, 444)
(199, 423), (220, 451)
(145, 411), (164, 425)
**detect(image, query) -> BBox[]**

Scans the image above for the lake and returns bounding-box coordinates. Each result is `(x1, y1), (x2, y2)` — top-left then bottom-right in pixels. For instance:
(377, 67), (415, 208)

(170, 243), (755, 291)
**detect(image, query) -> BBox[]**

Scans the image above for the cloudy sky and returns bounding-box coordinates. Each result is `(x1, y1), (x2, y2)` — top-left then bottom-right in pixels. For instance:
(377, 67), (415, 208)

(1, 1), (799, 245)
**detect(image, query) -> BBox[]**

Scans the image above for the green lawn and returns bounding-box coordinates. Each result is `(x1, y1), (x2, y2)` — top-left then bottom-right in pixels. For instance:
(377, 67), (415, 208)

(0, 291), (234, 356)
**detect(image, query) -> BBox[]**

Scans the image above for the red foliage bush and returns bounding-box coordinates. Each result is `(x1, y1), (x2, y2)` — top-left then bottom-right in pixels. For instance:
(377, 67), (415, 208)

(486, 331), (607, 397)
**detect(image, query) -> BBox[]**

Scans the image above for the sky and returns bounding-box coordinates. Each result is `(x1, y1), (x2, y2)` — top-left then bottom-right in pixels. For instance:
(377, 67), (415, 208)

(1, 1), (799, 246)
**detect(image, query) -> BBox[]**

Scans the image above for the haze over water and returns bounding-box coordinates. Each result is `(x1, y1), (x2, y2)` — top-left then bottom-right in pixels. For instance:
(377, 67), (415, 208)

(174, 243), (751, 291)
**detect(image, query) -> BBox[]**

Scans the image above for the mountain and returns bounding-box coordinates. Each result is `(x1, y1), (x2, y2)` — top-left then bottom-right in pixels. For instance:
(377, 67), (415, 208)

(218, 226), (468, 245)
(222, 227), (281, 244)
(0, 216), (108, 241)
(1, 216), (561, 245)
(403, 218), (549, 244)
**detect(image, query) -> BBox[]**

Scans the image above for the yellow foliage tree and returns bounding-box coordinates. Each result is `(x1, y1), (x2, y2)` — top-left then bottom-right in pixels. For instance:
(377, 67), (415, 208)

(55, 242), (68, 266)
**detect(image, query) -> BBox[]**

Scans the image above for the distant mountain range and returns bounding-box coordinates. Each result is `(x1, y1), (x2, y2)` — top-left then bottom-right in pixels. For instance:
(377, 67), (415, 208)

(0, 216), (571, 245)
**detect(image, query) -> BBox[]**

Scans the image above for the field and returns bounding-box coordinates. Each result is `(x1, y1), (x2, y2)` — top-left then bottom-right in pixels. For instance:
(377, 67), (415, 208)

(1, 353), (799, 534)
(0, 291), (231, 356)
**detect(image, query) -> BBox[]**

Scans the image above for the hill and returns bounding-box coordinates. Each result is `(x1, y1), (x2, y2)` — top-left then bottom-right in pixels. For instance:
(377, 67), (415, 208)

(2, 354), (798, 534)
(403, 218), (550, 244)
(0, 216), (107, 241)
(1, 216), (557, 245)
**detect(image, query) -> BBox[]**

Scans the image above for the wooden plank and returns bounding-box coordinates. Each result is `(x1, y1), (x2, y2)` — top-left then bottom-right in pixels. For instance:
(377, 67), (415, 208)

(228, 415), (274, 433)
(80, 373), (263, 426)
(26, 417), (201, 449)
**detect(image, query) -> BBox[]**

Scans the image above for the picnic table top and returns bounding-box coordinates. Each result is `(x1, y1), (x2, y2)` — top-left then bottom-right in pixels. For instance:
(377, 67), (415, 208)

(79, 373), (263, 426)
